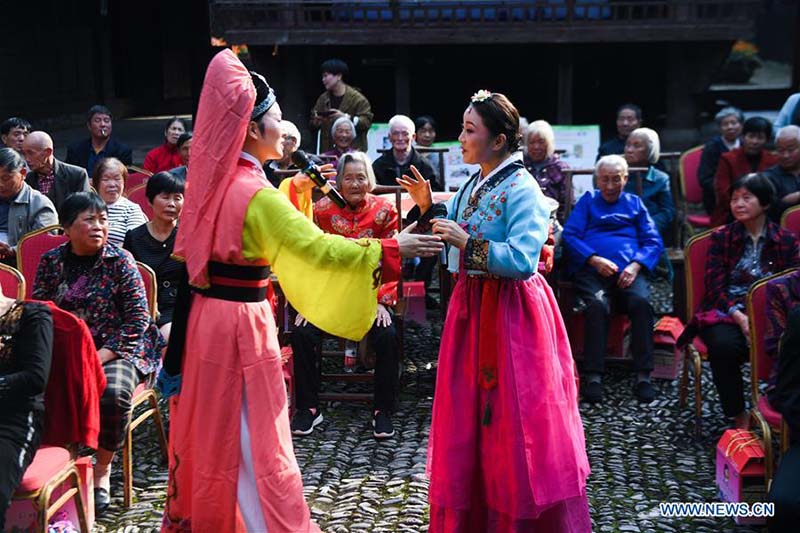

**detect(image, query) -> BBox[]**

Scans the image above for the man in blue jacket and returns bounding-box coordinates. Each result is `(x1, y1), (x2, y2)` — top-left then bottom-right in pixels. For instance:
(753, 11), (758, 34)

(562, 154), (663, 404)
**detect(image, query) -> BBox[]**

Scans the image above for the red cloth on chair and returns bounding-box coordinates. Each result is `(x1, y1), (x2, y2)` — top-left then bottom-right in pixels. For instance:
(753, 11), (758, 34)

(37, 301), (107, 449)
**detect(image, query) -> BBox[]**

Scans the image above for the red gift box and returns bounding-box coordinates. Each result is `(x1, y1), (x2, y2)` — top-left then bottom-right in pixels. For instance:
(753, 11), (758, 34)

(402, 281), (427, 325)
(716, 429), (767, 525)
(651, 316), (685, 380)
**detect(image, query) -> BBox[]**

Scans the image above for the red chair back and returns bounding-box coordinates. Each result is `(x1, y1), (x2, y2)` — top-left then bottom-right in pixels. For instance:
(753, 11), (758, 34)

(126, 172), (150, 191)
(679, 145), (704, 204)
(683, 229), (714, 318)
(0, 263), (25, 300)
(16, 225), (68, 298)
(781, 205), (800, 234)
(126, 184), (153, 220)
(136, 261), (159, 319)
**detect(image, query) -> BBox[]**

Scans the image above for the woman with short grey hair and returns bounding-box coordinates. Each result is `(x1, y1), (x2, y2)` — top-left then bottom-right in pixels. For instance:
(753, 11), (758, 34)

(322, 116), (357, 166)
(624, 127), (675, 239)
(698, 106), (744, 214)
(522, 120), (570, 223)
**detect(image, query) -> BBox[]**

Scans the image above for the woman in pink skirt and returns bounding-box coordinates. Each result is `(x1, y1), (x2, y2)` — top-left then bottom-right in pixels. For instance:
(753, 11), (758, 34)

(399, 91), (591, 532)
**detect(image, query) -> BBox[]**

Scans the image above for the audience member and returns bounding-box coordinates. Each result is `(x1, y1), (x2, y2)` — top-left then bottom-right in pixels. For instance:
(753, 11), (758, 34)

(123, 171), (185, 341)
(23, 131), (91, 210)
(774, 91), (800, 130)
(66, 105), (132, 172)
(711, 116), (777, 226)
(372, 114), (439, 189)
(291, 151), (400, 439)
(264, 120), (303, 187)
(0, 117), (31, 153)
(168, 131), (192, 181)
(765, 125), (800, 222)
(523, 120), (570, 223)
(0, 148), (58, 264)
(321, 116), (357, 167)
(562, 155), (663, 404)
(597, 103), (642, 159)
(0, 296), (53, 532)
(92, 157), (147, 245)
(310, 58), (373, 151)
(143, 117), (189, 173)
(687, 173), (798, 428)
(33, 192), (164, 514)
(624, 127), (675, 240)
(415, 115), (437, 147)
(766, 283), (800, 531)
(765, 268), (800, 385)
(698, 107), (743, 214)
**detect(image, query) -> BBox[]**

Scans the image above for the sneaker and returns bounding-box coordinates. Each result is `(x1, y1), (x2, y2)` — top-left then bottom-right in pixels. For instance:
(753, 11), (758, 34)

(291, 409), (323, 436)
(634, 381), (656, 404)
(372, 411), (395, 439)
(583, 381), (603, 404)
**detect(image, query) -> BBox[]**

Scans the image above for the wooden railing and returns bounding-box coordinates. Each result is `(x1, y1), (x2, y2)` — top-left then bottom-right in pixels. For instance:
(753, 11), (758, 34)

(210, 0), (759, 43)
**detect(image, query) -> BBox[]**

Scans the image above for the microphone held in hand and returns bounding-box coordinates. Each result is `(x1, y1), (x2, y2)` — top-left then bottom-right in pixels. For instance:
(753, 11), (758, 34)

(428, 203), (449, 267)
(291, 150), (346, 208)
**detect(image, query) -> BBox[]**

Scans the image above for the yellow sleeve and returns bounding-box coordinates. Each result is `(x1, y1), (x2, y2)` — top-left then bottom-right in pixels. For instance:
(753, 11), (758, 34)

(242, 187), (381, 340)
(277, 177), (314, 219)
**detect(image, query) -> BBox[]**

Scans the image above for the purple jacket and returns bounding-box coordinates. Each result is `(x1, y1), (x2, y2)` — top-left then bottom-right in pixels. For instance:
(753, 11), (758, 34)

(523, 154), (570, 223)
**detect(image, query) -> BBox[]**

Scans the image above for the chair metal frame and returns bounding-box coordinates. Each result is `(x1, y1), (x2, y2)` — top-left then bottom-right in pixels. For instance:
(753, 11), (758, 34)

(13, 454), (89, 533)
(121, 262), (168, 507)
(0, 262), (26, 300)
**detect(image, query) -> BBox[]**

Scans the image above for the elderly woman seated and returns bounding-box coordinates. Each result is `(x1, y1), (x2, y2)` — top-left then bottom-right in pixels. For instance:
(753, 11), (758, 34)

(684, 173), (799, 429)
(290, 151), (400, 440)
(712, 117), (777, 227)
(123, 171), (185, 341)
(0, 296), (53, 532)
(698, 107), (743, 215)
(33, 192), (164, 514)
(523, 120), (570, 224)
(92, 157), (147, 245)
(562, 155), (663, 404)
(322, 116), (357, 167)
(623, 127), (675, 242)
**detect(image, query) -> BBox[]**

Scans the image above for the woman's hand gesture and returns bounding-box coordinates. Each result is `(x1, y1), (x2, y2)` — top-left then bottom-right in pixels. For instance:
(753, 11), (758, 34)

(395, 222), (444, 258)
(396, 165), (433, 214)
(432, 219), (470, 250)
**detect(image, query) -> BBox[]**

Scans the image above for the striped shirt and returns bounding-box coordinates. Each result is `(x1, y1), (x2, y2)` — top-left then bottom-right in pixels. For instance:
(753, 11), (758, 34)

(107, 197), (147, 246)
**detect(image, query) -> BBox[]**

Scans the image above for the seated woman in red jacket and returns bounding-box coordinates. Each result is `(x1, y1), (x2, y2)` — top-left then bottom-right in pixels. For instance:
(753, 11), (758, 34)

(688, 173), (799, 429)
(712, 117), (777, 226)
(143, 117), (189, 173)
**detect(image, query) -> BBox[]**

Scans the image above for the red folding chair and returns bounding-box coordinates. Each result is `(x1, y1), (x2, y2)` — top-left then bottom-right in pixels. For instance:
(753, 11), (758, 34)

(0, 263), (25, 300)
(780, 204), (800, 234)
(678, 229), (713, 435)
(746, 269), (796, 488)
(16, 225), (68, 298)
(125, 172), (150, 191)
(125, 184), (153, 220)
(678, 145), (711, 232)
(121, 262), (168, 507)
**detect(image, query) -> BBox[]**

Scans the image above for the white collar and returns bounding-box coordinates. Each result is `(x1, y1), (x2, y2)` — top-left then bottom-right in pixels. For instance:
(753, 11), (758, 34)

(723, 137), (740, 151)
(471, 152), (520, 198)
(240, 151), (263, 169)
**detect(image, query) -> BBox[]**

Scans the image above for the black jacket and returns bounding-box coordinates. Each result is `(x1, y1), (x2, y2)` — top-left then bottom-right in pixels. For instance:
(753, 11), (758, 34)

(26, 158), (91, 211)
(372, 147), (440, 190)
(65, 137), (133, 171)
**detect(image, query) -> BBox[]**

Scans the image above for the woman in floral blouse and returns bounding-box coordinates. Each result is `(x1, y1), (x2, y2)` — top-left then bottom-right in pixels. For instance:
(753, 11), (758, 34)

(33, 192), (164, 515)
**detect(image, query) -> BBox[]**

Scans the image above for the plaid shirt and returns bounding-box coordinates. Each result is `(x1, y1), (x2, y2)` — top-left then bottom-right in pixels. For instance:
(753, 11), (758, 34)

(765, 270), (800, 361)
(699, 221), (800, 317)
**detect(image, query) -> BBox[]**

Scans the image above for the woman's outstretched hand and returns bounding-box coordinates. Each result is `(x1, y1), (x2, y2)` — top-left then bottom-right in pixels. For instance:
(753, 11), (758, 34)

(432, 219), (469, 250)
(396, 165), (433, 214)
(396, 221), (444, 258)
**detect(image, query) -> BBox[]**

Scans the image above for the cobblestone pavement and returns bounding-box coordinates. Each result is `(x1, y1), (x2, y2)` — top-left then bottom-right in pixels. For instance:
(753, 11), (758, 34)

(93, 282), (767, 532)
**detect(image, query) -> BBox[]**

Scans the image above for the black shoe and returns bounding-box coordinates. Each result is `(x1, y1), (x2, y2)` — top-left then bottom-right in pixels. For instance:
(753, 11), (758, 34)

(372, 411), (395, 439)
(94, 487), (111, 515)
(583, 381), (603, 404)
(291, 409), (323, 436)
(425, 294), (439, 309)
(635, 381), (656, 403)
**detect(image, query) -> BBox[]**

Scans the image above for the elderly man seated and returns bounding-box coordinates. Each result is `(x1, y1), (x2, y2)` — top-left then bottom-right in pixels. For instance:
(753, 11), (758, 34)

(562, 155), (663, 404)
(0, 147), (58, 265)
(372, 114), (439, 189)
(23, 131), (91, 210)
(765, 125), (800, 223)
(290, 151), (401, 440)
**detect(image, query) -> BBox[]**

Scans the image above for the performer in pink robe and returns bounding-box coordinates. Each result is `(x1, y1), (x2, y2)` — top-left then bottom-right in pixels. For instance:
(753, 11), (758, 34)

(157, 50), (442, 532)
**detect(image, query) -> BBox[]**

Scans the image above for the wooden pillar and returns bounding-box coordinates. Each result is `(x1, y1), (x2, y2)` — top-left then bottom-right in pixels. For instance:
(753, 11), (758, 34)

(664, 43), (696, 148)
(557, 45), (573, 125)
(394, 47), (410, 115)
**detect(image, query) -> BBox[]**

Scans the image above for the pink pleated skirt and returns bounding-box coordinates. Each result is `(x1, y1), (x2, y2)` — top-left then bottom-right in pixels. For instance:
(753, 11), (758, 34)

(427, 273), (591, 532)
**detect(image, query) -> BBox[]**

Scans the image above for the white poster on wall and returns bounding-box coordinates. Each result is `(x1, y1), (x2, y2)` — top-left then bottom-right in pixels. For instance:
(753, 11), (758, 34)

(433, 141), (480, 191)
(366, 123), (391, 162)
(553, 124), (601, 201)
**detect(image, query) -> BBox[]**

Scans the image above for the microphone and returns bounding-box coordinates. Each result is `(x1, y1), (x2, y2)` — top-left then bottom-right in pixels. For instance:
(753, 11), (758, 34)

(428, 203), (449, 267)
(291, 150), (346, 208)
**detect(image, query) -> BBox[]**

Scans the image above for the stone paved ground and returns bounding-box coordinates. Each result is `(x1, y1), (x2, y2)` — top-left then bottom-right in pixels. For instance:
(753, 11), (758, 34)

(91, 282), (769, 533)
